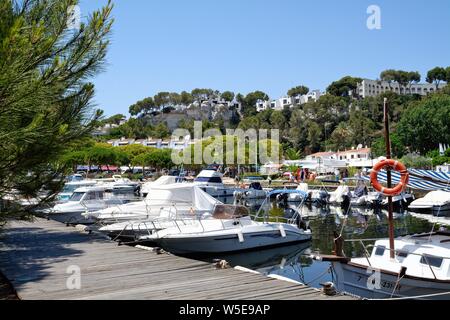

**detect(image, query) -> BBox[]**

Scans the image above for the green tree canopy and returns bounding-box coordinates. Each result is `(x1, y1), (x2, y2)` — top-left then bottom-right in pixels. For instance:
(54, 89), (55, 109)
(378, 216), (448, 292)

(287, 86), (309, 98)
(426, 67), (447, 90)
(221, 91), (235, 102)
(241, 91), (269, 117)
(326, 76), (362, 97)
(397, 93), (450, 154)
(129, 97), (155, 116)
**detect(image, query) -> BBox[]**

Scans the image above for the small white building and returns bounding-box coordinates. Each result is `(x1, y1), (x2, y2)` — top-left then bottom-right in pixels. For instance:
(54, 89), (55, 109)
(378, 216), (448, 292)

(305, 151), (337, 161)
(108, 136), (193, 151)
(256, 90), (322, 112)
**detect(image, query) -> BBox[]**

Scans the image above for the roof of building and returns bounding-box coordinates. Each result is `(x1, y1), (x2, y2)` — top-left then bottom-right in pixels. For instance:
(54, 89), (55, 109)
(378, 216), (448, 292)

(337, 148), (371, 155)
(307, 152), (335, 157)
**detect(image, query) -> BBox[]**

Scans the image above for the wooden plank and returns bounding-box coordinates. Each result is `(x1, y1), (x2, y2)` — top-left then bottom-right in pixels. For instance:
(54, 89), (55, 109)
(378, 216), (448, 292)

(0, 218), (358, 300)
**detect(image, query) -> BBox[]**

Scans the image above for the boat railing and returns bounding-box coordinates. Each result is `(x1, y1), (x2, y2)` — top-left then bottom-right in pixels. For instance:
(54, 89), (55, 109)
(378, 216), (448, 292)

(254, 192), (306, 226)
(346, 239), (450, 280)
(250, 213), (298, 225)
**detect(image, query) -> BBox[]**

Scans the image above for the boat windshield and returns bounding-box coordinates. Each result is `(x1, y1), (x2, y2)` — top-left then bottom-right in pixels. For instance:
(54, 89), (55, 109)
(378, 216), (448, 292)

(212, 205), (249, 220)
(62, 185), (79, 193)
(69, 192), (85, 202)
(195, 177), (223, 183)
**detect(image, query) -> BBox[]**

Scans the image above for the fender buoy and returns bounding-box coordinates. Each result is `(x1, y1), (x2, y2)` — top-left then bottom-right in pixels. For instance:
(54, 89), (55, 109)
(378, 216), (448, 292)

(370, 160), (409, 196)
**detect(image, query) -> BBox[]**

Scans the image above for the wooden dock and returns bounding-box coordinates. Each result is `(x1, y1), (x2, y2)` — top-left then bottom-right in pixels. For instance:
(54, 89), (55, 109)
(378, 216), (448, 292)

(0, 218), (356, 300)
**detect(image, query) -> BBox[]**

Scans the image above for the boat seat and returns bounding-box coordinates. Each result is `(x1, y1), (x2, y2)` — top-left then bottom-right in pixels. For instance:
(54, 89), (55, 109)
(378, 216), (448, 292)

(212, 204), (250, 220)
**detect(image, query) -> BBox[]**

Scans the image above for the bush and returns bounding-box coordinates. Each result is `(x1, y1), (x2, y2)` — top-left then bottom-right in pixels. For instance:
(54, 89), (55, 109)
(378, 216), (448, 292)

(400, 154), (432, 169)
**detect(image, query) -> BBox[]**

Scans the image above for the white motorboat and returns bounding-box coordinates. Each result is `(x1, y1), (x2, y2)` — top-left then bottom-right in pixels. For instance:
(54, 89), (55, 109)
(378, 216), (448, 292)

(328, 185), (351, 205)
(140, 175), (180, 197)
(322, 232), (450, 300)
(234, 182), (267, 200)
(409, 191), (450, 216)
(45, 185), (137, 224)
(95, 184), (221, 237)
(97, 175), (141, 194)
(286, 183), (329, 205)
(57, 180), (98, 202)
(138, 190), (312, 254)
(193, 169), (241, 197)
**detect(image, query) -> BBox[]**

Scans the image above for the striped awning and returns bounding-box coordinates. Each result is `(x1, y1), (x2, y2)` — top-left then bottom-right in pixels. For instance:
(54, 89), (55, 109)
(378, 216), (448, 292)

(362, 169), (450, 191)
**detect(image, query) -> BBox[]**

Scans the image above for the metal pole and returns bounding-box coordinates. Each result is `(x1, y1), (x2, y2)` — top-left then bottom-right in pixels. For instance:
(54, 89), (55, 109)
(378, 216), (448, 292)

(384, 98), (395, 259)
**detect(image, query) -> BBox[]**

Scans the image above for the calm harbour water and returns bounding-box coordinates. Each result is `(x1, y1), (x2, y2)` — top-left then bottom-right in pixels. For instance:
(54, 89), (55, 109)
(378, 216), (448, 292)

(197, 197), (437, 291)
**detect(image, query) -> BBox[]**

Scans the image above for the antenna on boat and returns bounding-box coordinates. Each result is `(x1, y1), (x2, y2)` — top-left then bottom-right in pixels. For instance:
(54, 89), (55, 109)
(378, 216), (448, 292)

(383, 98), (395, 259)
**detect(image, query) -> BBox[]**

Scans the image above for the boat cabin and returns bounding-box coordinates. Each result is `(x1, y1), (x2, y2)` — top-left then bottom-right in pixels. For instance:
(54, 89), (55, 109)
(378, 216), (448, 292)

(365, 232), (450, 280)
(69, 186), (135, 203)
(194, 170), (224, 185)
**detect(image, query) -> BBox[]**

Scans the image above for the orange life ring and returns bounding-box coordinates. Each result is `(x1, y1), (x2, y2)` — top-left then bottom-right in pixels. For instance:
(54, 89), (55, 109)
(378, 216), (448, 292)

(370, 159), (409, 196)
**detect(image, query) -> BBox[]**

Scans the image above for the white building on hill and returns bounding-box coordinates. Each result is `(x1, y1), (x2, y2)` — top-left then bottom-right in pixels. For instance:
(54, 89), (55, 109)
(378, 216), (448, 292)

(256, 90), (322, 112)
(356, 79), (447, 98)
(108, 136), (196, 151)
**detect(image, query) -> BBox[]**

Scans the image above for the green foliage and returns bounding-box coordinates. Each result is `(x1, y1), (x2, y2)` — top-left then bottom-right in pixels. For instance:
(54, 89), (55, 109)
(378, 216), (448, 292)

(397, 93), (450, 154)
(61, 142), (175, 171)
(427, 149), (450, 166)
(241, 91), (269, 117)
(287, 86), (309, 98)
(221, 91), (235, 102)
(285, 148), (302, 160)
(129, 97), (155, 116)
(0, 0), (113, 215)
(132, 149), (173, 170)
(101, 114), (126, 126)
(326, 76), (362, 97)
(400, 154), (432, 169)
(426, 67), (447, 89)
(371, 133), (406, 159)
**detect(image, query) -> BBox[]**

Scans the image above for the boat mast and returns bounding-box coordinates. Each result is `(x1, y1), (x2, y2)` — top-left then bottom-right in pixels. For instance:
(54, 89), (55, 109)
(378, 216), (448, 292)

(383, 98), (395, 259)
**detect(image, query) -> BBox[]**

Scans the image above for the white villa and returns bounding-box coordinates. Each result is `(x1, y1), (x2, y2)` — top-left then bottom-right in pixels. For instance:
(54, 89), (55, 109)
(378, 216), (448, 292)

(305, 146), (376, 168)
(107, 136), (197, 151)
(286, 146), (381, 174)
(256, 90), (322, 112)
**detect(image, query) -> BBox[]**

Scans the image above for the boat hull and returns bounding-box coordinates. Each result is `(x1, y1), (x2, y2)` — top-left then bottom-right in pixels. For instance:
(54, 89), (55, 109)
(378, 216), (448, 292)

(408, 204), (450, 216)
(333, 262), (450, 300)
(153, 230), (312, 254)
(45, 211), (97, 225)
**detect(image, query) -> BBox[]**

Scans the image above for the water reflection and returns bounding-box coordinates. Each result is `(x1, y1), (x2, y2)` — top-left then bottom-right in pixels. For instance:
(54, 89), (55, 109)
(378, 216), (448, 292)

(214, 196), (436, 290)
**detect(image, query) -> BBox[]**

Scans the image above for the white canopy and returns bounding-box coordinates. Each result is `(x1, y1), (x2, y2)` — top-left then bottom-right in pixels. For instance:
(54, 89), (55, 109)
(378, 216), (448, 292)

(89, 183), (221, 218)
(147, 184), (221, 211)
(141, 176), (179, 195)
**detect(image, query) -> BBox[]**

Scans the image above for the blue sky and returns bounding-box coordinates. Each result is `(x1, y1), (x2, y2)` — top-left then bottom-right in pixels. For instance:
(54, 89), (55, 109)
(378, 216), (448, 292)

(79, 0), (450, 116)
